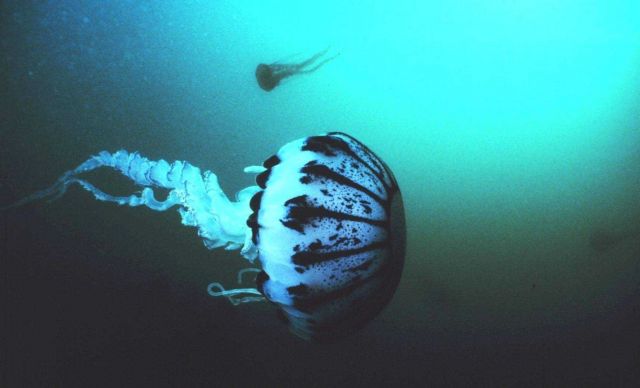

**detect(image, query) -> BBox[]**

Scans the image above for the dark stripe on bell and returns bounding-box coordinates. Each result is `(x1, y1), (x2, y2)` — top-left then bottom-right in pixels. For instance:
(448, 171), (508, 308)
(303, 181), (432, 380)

(280, 194), (386, 233)
(304, 135), (369, 170)
(291, 264), (390, 313)
(246, 212), (259, 244)
(250, 191), (263, 211)
(246, 212), (258, 228)
(263, 155), (280, 168)
(281, 218), (305, 233)
(256, 169), (271, 189)
(287, 284), (310, 297)
(328, 133), (393, 185)
(292, 240), (388, 266)
(335, 132), (392, 188)
(302, 136), (339, 156)
(300, 164), (386, 207)
(284, 205), (387, 229)
(292, 277), (362, 313)
(315, 132), (392, 193)
(344, 259), (373, 273)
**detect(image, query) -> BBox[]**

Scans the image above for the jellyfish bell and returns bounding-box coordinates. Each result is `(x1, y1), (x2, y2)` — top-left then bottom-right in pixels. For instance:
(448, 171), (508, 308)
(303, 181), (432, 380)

(248, 132), (405, 341)
(255, 64), (278, 91)
(2, 132), (405, 342)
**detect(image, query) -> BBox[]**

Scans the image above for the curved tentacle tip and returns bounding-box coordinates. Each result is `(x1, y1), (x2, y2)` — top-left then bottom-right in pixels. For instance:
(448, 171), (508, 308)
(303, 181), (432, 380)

(237, 267), (262, 284)
(207, 282), (265, 306)
(244, 165), (267, 174)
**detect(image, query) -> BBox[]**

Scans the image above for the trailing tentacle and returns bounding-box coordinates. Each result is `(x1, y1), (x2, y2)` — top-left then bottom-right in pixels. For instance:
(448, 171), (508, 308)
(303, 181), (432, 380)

(2, 150), (260, 261)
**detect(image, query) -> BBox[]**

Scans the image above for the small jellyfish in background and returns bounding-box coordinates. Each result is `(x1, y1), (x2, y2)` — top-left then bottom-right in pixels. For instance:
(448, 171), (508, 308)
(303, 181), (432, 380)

(255, 48), (339, 92)
(3, 132), (405, 342)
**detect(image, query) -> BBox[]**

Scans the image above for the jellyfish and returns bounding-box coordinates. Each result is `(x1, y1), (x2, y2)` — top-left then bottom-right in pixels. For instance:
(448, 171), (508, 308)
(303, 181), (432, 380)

(256, 48), (339, 92)
(3, 132), (405, 341)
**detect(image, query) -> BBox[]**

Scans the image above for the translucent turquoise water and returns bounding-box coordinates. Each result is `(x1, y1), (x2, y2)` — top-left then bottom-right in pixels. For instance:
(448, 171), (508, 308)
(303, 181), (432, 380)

(1, 1), (639, 385)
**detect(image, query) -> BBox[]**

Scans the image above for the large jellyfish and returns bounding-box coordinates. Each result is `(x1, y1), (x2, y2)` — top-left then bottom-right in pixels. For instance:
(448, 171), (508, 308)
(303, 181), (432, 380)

(255, 48), (339, 92)
(3, 132), (405, 341)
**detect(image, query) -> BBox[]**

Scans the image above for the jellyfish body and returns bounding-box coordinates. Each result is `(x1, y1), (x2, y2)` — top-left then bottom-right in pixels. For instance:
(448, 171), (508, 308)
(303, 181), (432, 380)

(3, 132), (405, 341)
(249, 132), (405, 341)
(255, 64), (279, 91)
(255, 48), (340, 92)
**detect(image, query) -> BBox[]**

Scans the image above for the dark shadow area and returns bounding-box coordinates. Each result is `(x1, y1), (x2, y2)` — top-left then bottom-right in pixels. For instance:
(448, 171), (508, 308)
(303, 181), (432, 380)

(2, 201), (639, 386)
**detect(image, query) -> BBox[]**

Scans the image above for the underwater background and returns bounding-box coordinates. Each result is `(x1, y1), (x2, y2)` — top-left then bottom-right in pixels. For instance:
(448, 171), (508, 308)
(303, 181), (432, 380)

(1, 0), (639, 386)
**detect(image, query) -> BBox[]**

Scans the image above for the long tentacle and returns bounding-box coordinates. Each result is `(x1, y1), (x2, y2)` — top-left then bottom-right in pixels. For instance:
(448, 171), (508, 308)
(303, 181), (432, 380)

(2, 150), (270, 305)
(1, 155), (110, 210)
(294, 47), (330, 70)
(2, 150), (261, 260)
(298, 53), (341, 74)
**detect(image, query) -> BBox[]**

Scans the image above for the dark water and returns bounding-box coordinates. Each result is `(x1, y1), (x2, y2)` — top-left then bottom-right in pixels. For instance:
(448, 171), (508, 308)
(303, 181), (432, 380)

(2, 1), (640, 386)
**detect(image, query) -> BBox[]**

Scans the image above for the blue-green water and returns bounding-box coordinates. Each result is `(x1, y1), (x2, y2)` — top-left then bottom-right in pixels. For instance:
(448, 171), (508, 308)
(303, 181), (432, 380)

(1, 1), (639, 385)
